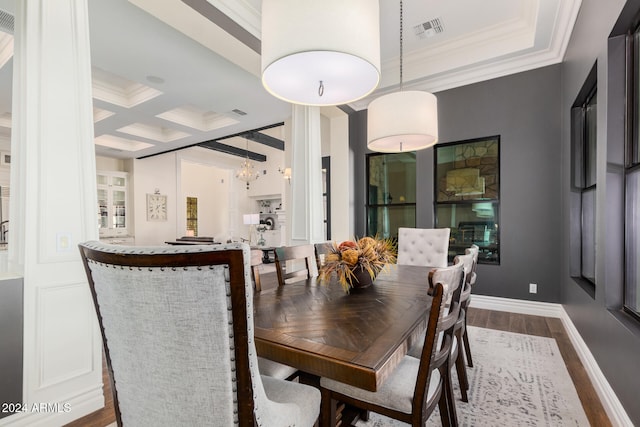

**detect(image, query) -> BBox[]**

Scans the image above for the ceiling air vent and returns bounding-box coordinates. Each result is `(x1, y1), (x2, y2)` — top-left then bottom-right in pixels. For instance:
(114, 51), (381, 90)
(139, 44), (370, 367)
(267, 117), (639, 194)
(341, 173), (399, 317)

(232, 108), (247, 116)
(0, 8), (14, 34)
(413, 18), (443, 39)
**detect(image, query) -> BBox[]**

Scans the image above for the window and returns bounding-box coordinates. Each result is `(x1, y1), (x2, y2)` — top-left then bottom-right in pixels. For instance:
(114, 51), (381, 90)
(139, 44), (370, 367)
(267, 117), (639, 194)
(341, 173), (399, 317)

(571, 63), (597, 289)
(434, 136), (500, 264)
(366, 152), (416, 239)
(186, 196), (198, 236)
(625, 27), (640, 319)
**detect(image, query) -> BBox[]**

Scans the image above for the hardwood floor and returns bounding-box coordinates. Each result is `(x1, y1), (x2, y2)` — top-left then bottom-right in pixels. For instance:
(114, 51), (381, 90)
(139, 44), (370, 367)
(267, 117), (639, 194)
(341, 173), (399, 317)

(64, 357), (115, 427)
(65, 270), (612, 427)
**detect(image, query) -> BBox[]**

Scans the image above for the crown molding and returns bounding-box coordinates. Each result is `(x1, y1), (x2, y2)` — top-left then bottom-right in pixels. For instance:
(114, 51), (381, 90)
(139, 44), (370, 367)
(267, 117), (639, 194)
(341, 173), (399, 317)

(350, 0), (581, 111)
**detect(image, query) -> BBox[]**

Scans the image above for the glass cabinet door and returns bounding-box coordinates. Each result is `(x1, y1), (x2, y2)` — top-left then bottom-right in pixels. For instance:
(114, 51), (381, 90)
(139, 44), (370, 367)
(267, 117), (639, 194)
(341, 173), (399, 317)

(97, 172), (128, 236)
(111, 175), (126, 188)
(97, 188), (108, 230)
(112, 189), (126, 229)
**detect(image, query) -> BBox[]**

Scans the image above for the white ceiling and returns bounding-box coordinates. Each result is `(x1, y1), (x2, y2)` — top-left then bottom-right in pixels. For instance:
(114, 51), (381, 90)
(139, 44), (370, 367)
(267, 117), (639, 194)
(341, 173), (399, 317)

(0, 0), (581, 160)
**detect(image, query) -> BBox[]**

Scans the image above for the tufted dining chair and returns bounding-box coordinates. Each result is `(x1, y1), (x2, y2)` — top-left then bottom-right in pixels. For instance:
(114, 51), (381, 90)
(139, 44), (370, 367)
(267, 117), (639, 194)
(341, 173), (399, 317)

(406, 252), (475, 402)
(451, 252), (475, 402)
(79, 241), (320, 427)
(462, 244), (479, 367)
(320, 262), (464, 427)
(397, 227), (451, 268)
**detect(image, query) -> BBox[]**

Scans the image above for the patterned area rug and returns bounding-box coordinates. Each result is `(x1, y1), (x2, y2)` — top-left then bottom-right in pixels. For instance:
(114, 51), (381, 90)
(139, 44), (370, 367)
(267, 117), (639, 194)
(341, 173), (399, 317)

(355, 326), (589, 427)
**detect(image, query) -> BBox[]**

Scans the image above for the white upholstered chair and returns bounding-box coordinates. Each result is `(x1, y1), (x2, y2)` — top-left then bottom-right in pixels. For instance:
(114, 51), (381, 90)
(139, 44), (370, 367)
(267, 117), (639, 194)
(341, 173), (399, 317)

(407, 252), (475, 403)
(462, 244), (480, 367)
(451, 252), (475, 402)
(320, 262), (464, 427)
(251, 249), (300, 381)
(79, 241), (320, 427)
(397, 227), (451, 268)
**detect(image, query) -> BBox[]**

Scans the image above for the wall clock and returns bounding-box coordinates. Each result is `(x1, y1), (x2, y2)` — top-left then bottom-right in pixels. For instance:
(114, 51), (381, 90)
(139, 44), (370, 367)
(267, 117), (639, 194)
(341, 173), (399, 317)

(147, 193), (167, 221)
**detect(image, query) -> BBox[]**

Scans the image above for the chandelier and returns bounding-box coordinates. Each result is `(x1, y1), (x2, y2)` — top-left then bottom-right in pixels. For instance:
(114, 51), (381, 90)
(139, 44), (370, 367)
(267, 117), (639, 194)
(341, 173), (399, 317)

(236, 140), (260, 189)
(367, 0), (438, 152)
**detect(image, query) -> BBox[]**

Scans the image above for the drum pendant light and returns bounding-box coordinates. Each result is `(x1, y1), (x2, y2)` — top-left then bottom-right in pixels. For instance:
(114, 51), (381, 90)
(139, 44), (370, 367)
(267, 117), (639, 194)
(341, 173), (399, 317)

(261, 0), (381, 106)
(367, 0), (438, 152)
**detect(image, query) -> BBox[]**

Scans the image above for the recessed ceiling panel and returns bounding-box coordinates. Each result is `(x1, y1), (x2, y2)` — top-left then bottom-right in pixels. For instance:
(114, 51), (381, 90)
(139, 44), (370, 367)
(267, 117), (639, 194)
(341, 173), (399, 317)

(117, 122), (191, 143)
(0, 31), (13, 70)
(93, 107), (115, 123)
(157, 105), (240, 132)
(95, 134), (154, 152)
(92, 67), (163, 108)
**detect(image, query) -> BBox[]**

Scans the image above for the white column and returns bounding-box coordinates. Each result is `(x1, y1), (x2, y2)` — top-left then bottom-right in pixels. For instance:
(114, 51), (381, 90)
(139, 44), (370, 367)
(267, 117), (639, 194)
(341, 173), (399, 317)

(8, 0), (103, 425)
(328, 114), (353, 241)
(288, 105), (325, 245)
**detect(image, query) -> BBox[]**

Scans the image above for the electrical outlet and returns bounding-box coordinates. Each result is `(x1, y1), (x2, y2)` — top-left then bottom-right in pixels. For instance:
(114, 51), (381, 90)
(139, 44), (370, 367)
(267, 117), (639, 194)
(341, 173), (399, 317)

(529, 283), (537, 294)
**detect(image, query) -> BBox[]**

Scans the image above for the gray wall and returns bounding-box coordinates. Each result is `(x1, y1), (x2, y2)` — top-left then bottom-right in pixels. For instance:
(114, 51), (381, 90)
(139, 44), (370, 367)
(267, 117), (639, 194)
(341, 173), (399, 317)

(560, 0), (640, 424)
(0, 278), (23, 418)
(351, 64), (564, 302)
(350, 1), (640, 421)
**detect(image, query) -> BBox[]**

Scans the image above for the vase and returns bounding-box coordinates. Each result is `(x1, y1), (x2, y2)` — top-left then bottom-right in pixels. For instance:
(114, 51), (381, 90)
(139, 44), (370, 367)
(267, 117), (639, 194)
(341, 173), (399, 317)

(349, 266), (375, 289)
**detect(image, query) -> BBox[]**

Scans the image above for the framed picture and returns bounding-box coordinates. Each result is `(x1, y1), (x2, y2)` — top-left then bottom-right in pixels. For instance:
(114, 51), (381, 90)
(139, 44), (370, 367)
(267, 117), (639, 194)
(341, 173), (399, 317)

(435, 136), (499, 202)
(0, 152), (10, 166)
(146, 193), (167, 221)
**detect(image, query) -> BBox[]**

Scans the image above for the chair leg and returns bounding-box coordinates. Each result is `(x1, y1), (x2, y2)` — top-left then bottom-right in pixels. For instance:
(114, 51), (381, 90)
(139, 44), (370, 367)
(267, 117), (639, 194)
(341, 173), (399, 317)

(455, 341), (469, 402)
(438, 389), (451, 427)
(320, 388), (337, 427)
(443, 361), (459, 427)
(463, 319), (473, 367)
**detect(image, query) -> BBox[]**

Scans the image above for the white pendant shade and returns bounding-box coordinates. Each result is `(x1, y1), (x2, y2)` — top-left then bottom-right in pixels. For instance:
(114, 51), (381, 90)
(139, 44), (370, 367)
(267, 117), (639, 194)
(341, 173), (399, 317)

(367, 91), (438, 152)
(261, 0), (381, 106)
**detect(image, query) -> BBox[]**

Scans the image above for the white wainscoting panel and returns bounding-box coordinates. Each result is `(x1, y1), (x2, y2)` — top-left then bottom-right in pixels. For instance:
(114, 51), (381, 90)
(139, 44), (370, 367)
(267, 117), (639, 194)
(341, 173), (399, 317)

(38, 283), (95, 388)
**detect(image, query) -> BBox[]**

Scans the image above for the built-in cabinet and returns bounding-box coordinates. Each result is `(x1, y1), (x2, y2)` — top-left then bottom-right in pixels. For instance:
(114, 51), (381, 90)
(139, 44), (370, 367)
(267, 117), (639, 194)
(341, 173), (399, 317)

(97, 171), (130, 238)
(256, 197), (284, 247)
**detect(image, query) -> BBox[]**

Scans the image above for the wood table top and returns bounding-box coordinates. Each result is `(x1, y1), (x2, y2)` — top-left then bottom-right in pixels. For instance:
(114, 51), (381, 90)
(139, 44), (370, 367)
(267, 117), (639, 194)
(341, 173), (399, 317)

(253, 264), (434, 392)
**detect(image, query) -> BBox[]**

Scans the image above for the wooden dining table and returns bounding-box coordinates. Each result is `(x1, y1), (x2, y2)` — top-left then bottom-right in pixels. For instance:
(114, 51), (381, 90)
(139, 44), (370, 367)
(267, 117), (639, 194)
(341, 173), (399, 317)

(253, 264), (434, 392)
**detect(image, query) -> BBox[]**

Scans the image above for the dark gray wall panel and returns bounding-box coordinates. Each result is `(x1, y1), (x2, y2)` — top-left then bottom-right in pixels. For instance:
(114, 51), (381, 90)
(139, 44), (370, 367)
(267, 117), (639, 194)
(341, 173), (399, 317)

(349, 109), (369, 236)
(562, 282), (640, 423)
(560, 0), (638, 424)
(434, 65), (562, 302)
(0, 278), (23, 419)
(352, 65), (563, 302)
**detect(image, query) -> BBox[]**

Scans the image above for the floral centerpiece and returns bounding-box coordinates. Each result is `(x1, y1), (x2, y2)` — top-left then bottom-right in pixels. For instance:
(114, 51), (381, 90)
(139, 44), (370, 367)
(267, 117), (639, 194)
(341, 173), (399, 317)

(319, 236), (397, 293)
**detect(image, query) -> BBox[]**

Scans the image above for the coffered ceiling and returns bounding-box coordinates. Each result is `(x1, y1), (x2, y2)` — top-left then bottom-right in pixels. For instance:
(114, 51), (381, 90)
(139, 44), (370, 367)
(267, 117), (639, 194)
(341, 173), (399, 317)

(0, 0), (581, 160)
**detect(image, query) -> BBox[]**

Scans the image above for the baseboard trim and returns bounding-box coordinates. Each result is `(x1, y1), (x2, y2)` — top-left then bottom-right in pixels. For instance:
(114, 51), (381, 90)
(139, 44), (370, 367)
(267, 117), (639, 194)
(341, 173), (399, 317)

(470, 294), (565, 317)
(559, 310), (634, 427)
(0, 386), (104, 427)
(470, 295), (632, 426)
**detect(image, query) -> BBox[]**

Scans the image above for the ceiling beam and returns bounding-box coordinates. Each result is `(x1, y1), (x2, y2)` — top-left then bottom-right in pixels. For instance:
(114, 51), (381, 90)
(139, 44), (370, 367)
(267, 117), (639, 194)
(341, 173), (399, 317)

(181, 0), (261, 53)
(136, 122), (284, 160)
(243, 130), (285, 150)
(197, 140), (267, 162)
